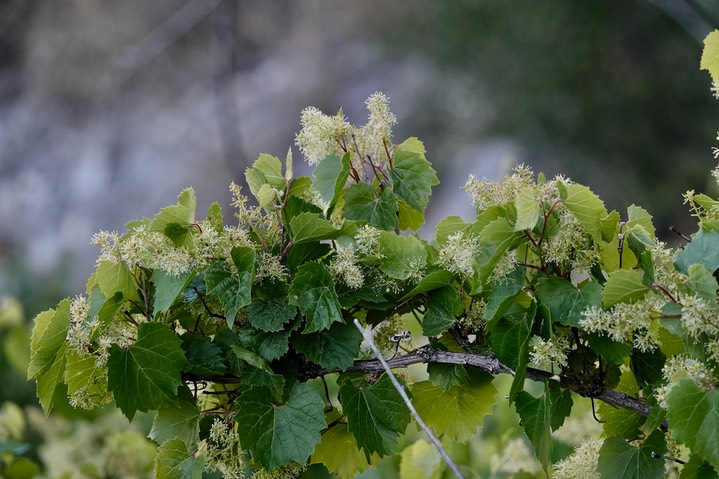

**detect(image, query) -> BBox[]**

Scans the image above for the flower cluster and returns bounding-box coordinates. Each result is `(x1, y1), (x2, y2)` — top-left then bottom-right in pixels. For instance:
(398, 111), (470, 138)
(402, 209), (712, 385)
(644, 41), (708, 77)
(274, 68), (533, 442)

(655, 354), (718, 407)
(329, 244), (364, 289)
(580, 297), (662, 352)
(553, 437), (603, 479)
(295, 92), (396, 169)
(203, 418), (246, 479)
(437, 232), (479, 277)
(529, 335), (569, 369)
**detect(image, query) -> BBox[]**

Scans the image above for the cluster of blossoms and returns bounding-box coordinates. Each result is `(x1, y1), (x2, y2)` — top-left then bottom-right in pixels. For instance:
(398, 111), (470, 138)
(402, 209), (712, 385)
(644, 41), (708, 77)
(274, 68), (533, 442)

(529, 335), (570, 369)
(328, 244), (364, 289)
(580, 296), (663, 352)
(552, 437), (603, 479)
(464, 164), (538, 211)
(543, 208), (598, 271)
(202, 418), (246, 479)
(437, 232), (479, 277)
(354, 225), (383, 257)
(295, 92), (396, 169)
(655, 355), (718, 408)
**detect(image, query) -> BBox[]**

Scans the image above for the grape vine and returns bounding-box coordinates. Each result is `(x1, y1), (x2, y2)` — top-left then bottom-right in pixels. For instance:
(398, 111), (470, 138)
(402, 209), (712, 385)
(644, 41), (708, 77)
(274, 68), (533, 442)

(26, 33), (719, 478)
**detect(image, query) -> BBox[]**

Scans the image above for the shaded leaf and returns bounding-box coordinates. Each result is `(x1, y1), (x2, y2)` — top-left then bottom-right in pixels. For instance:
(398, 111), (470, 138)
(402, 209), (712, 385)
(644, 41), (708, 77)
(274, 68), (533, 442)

(343, 183), (398, 230)
(421, 286), (462, 336)
(292, 320), (362, 371)
(288, 262), (342, 333)
(152, 269), (195, 314)
(311, 421), (373, 479)
(390, 137), (439, 213)
(154, 438), (203, 479)
(675, 229), (719, 274)
(149, 387), (200, 448)
(236, 383), (326, 470)
(596, 430), (667, 479)
(107, 322), (188, 420)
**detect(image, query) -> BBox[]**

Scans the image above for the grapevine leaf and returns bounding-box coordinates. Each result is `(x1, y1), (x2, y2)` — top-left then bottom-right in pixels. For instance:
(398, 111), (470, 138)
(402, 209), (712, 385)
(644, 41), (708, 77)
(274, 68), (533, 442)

(245, 153), (285, 199)
(421, 286), (462, 337)
(399, 439), (442, 479)
(402, 269), (455, 300)
(107, 322), (188, 421)
(247, 296), (297, 333)
(675, 229), (719, 274)
(152, 269), (195, 314)
(343, 183), (399, 230)
(154, 438), (204, 479)
(390, 137), (439, 212)
(205, 246), (255, 327)
(596, 430), (667, 479)
(311, 422), (373, 479)
(701, 30), (719, 84)
(587, 334), (631, 365)
(558, 182), (607, 243)
(667, 379), (719, 471)
(477, 217), (523, 284)
(28, 299), (70, 380)
(627, 204), (656, 238)
(434, 216), (470, 245)
(397, 197), (425, 231)
(602, 269), (649, 308)
(427, 362), (470, 390)
(548, 384), (573, 431)
(292, 320), (362, 371)
(535, 277), (602, 327)
(149, 387), (200, 448)
(489, 317), (530, 381)
(313, 153), (350, 210)
(238, 326), (291, 363)
(515, 390), (552, 473)
(64, 348), (110, 408)
(630, 347), (665, 389)
(685, 263), (719, 307)
(235, 383), (326, 470)
(288, 263), (343, 333)
(36, 343), (67, 416)
(680, 455), (719, 479)
(378, 231), (428, 280)
(338, 374), (411, 458)
(514, 185), (540, 231)
(150, 188), (197, 246)
(483, 267), (525, 325)
(181, 334), (226, 376)
(412, 371), (497, 443)
(289, 212), (342, 244)
(87, 260), (139, 302)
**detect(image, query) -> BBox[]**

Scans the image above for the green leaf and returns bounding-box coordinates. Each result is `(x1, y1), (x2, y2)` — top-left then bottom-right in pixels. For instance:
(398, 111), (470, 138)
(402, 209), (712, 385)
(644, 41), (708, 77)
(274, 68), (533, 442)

(535, 277), (602, 327)
(235, 382), (326, 470)
(246, 153), (286, 199)
(596, 430), (667, 479)
(559, 182), (607, 243)
(292, 320), (362, 371)
(685, 263), (719, 307)
(490, 317), (530, 381)
(154, 438), (204, 479)
(289, 212), (342, 244)
(181, 334), (226, 376)
(205, 246), (255, 326)
(247, 296), (297, 333)
(587, 334), (631, 365)
(675, 230), (719, 274)
(288, 263), (343, 333)
(35, 343), (67, 415)
(149, 387), (200, 448)
(390, 137), (439, 212)
(150, 188), (197, 246)
(680, 455), (719, 479)
(514, 185), (540, 231)
(477, 218), (523, 284)
(87, 260), (139, 302)
(412, 370), (497, 443)
(427, 362), (470, 390)
(339, 374), (411, 457)
(402, 269), (455, 300)
(378, 231), (428, 280)
(343, 183), (399, 230)
(421, 286), (462, 336)
(28, 299), (70, 380)
(107, 322), (188, 420)
(701, 30), (719, 84)
(627, 205), (656, 238)
(238, 326), (291, 363)
(515, 390), (552, 473)
(667, 379), (719, 471)
(630, 347), (665, 388)
(152, 269), (195, 314)
(311, 422), (373, 479)
(482, 267), (525, 325)
(434, 216), (470, 246)
(602, 269), (649, 308)
(397, 197), (425, 231)
(548, 383), (573, 431)
(313, 153), (351, 211)
(64, 348), (110, 408)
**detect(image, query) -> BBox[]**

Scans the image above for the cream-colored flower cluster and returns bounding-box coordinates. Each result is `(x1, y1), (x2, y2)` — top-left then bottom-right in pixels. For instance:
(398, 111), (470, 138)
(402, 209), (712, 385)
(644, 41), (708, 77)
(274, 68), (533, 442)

(655, 354), (718, 407)
(529, 335), (569, 369)
(553, 437), (603, 479)
(580, 297), (662, 352)
(437, 232), (479, 277)
(295, 92), (396, 170)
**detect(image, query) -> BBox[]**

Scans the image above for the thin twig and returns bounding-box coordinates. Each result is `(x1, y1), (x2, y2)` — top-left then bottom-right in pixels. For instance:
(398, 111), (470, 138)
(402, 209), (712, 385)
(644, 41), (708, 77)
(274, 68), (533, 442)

(353, 319), (465, 479)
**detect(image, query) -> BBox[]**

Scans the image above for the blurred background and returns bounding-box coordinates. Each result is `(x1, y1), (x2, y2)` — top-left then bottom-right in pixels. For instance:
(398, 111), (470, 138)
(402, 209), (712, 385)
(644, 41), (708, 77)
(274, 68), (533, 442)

(1, 1), (719, 477)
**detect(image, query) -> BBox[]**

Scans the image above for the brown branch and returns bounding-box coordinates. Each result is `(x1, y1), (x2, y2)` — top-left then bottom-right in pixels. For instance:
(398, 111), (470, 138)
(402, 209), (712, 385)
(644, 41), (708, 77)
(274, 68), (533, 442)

(185, 347), (663, 427)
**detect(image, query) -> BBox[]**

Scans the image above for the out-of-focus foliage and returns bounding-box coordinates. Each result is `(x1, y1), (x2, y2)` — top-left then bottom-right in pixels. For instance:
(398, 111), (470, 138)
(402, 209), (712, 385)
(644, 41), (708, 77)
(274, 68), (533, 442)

(382, 1), (719, 234)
